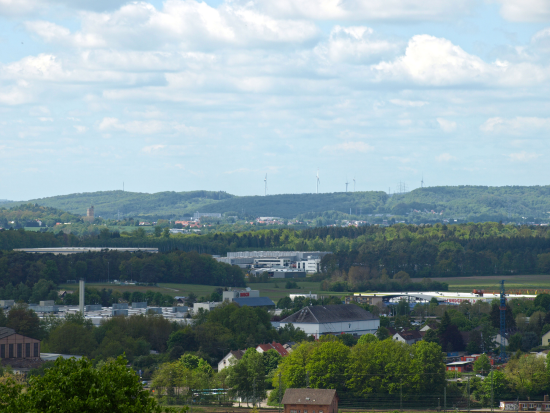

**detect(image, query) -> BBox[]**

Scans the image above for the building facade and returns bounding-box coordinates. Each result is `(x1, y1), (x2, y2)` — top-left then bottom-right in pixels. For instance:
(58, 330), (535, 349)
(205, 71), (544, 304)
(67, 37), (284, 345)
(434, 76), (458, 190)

(282, 388), (338, 413)
(279, 305), (379, 337)
(0, 328), (41, 360)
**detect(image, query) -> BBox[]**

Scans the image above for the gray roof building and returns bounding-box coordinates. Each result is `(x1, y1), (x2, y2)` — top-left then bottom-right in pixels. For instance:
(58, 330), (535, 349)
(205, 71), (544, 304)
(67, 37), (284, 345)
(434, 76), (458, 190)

(233, 297), (275, 308)
(279, 305), (379, 337)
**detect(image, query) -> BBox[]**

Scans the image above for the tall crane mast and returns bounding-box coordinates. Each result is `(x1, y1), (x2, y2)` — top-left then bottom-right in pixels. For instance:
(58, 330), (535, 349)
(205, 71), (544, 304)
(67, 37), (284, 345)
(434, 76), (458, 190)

(499, 280), (507, 361)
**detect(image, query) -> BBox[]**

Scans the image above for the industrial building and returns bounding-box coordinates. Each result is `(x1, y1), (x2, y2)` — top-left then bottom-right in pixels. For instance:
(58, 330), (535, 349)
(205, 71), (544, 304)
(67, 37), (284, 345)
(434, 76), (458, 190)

(347, 291), (538, 306)
(214, 251), (328, 275)
(279, 304), (380, 337)
(0, 327), (41, 360)
(222, 288), (275, 308)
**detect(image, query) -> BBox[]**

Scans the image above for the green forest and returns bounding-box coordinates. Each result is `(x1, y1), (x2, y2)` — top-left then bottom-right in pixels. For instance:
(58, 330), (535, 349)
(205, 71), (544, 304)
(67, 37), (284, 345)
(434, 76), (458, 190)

(0, 249), (245, 291)
(5, 185), (550, 221)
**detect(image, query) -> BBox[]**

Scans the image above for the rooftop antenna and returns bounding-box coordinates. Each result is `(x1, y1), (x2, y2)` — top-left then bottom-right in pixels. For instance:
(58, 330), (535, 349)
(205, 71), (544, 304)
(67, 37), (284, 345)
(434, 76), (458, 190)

(353, 176), (356, 192)
(345, 177), (349, 193)
(316, 169), (320, 194)
(264, 173), (268, 196)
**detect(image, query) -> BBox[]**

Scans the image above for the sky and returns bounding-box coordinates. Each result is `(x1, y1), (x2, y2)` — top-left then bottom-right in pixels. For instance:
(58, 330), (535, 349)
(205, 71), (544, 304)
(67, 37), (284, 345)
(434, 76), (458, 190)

(1, 0), (550, 200)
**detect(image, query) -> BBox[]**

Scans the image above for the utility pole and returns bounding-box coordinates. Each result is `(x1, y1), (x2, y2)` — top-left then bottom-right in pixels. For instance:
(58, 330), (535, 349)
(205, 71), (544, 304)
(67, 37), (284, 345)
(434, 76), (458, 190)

(253, 377), (257, 409)
(400, 380), (403, 412)
(278, 372), (282, 413)
(467, 376), (470, 413)
(444, 386), (446, 413)
(491, 368), (494, 413)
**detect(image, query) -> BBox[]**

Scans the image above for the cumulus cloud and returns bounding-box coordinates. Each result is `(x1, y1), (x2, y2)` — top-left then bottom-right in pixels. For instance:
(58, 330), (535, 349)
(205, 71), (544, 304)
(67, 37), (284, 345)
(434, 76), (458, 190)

(507, 151), (541, 162)
(315, 26), (400, 63)
(237, 0), (474, 21)
(437, 118), (457, 132)
(322, 141), (373, 153)
(98, 117), (194, 135)
(436, 153), (455, 162)
(495, 0), (550, 22)
(480, 117), (550, 134)
(390, 99), (428, 107)
(371, 35), (547, 86)
(142, 144), (166, 153)
(25, 0), (320, 51)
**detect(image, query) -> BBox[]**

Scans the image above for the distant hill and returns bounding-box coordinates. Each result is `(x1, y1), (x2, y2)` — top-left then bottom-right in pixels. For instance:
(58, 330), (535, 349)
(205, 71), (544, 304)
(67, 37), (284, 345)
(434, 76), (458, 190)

(0, 204), (82, 227)
(4, 185), (550, 221)
(3, 190), (232, 220)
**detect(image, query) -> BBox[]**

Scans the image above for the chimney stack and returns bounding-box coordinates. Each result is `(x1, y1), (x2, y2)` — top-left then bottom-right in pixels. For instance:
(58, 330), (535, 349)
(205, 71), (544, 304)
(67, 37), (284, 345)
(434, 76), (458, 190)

(79, 279), (85, 313)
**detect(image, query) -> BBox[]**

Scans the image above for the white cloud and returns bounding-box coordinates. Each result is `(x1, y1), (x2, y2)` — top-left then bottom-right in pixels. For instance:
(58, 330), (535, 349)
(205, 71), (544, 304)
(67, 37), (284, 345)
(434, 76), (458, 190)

(437, 118), (457, 132)
(74, 125), (88, 133)
(390, 99), (428, 107)
(372, 35), (547, 86)
(436, 153), (455, 162)
(495, 0), (550, 22)
(237, 0), (474, 21)
(98, 117), (195, 135)
(507, 151), (541, 162)
(25, 0), (319, 51)
(142, 144), (166, 153)
(315, 26), (400, 63)
(322, 141), (373, 153)
(480, 117), (550, 134)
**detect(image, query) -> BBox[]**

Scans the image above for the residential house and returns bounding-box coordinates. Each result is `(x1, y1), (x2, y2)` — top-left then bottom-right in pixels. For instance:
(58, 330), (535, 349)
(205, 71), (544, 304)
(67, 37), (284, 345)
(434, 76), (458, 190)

(217, 350), (246, 371)
(256, 342), (289, 357)
(500, 396), (550, 411)
(393, 330), (422, 345)
(282, 388), (338, 413)
(542, 331), (550, 346)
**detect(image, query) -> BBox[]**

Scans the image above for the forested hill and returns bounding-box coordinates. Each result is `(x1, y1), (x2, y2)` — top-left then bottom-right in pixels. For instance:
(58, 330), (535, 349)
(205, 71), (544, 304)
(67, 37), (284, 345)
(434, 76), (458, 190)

(3, 190), (233, 219)
(4, 185), (550, 221)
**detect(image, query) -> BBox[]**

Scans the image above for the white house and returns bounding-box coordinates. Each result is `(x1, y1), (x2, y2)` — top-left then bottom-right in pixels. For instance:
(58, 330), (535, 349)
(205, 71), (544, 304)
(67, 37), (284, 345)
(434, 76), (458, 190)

(393, 330), (423, 345)
(278, 304), (379, 338)
(542, 331), (550, 346)
(217, 350), (245, 372)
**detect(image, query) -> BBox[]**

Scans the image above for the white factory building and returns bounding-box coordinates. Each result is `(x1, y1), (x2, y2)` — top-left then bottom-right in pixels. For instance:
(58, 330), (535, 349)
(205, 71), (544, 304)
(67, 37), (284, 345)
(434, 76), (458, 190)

(349, 291), (538, 305)
(279, 304), (379, 338)
(213, 251), (328, 274)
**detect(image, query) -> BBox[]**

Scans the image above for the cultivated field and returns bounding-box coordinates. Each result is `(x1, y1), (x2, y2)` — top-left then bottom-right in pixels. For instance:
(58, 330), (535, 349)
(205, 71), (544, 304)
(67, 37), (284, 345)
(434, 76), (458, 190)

(431, 274), (550, 293)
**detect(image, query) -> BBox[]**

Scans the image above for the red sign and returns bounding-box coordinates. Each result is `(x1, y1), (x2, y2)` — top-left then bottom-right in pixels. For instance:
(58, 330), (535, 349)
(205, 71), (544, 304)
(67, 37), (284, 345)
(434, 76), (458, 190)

(240, 292), (249, 297)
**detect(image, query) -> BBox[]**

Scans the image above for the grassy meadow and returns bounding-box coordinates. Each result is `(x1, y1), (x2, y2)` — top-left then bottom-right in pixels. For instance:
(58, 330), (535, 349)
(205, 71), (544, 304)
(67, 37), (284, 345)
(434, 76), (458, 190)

(60, 274), (550, 304)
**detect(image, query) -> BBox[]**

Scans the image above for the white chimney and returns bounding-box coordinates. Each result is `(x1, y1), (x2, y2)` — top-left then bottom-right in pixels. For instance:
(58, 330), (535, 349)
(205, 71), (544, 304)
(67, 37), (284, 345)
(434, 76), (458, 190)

(79, 279), (85, 313)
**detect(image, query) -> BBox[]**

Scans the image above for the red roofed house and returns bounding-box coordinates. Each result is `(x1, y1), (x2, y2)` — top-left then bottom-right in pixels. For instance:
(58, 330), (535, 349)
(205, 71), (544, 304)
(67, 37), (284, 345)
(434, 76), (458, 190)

(256, 341), (289, 357)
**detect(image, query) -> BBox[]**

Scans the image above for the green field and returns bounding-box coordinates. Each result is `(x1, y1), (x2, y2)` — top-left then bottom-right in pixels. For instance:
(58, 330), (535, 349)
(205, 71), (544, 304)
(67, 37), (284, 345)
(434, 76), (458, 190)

(60, 280), (326, 303)
(431, 274), (550, 293)
(60, 274), (550, 304)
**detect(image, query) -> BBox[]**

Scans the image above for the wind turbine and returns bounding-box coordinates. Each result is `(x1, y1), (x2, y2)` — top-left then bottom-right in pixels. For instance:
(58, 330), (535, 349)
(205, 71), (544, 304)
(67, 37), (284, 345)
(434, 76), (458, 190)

(316, 170), (320, 194)
(345, 177), (349, 192)
(353, 176), (356, 192)
(264, 174), (268, 196)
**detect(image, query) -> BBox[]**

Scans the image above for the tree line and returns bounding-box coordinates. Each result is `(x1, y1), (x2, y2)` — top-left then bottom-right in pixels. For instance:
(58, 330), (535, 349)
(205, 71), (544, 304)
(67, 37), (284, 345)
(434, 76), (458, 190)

(0, 249), (245, 290)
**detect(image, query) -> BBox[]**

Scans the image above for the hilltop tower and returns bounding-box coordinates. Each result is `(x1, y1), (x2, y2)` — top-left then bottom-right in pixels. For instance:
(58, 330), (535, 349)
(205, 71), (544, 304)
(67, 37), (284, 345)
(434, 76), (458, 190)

(85, 206), (94, 222)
